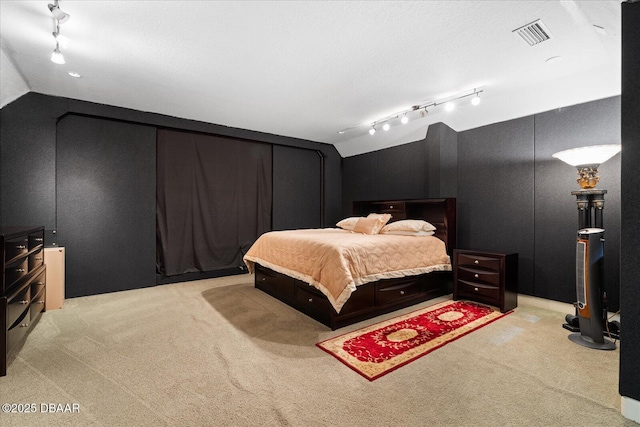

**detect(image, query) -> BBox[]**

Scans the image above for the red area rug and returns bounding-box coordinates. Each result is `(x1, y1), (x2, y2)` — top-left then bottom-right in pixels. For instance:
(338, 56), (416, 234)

(317, 300), (511, 381)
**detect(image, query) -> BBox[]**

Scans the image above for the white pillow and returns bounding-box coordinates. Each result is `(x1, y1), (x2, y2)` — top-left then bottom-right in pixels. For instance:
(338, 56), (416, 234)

(336, 217), (362, 231)
(381, 219), (437, 234)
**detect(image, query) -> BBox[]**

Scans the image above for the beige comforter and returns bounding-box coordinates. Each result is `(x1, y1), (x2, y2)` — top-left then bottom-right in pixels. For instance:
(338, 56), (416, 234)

(243, 228), (451, 313)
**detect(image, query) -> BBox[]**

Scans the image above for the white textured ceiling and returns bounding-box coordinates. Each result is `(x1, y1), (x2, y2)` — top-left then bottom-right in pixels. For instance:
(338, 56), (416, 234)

(0, 1), (621, 157)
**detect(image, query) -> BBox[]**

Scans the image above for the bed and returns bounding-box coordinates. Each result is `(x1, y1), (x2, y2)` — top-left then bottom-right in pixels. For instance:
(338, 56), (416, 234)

(243, 198), (456, 330)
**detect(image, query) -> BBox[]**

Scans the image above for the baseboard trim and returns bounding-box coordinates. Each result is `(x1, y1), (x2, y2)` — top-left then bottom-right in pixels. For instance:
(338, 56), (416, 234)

(622, 396), (640, 423)
(516, 294), (621, 322)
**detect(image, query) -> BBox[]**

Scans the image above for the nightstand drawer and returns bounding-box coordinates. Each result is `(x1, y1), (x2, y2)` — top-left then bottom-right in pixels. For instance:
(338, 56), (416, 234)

(456, 279), (500, 301)
(457, 253), (500, 271)
(457, 266), (500, 286)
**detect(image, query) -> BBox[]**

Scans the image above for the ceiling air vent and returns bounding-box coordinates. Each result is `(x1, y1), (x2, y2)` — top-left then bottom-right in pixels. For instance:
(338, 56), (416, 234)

(513, 19), (552, 46)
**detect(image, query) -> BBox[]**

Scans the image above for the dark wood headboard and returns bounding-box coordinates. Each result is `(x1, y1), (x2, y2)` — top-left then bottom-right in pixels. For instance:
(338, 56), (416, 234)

(352, 198), (457, 255)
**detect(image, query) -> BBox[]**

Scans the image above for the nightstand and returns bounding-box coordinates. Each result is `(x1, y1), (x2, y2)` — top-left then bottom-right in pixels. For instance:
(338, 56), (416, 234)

(453, 249), (518, 313)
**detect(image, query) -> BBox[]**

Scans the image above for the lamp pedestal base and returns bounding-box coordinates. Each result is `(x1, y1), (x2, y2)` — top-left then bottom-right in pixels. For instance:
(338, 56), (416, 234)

(571, 189), (606, 229)
(568, 333), (616, 350)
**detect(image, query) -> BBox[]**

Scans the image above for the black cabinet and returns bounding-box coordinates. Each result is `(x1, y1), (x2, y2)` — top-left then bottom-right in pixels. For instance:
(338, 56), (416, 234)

(1, 226), (47, 376)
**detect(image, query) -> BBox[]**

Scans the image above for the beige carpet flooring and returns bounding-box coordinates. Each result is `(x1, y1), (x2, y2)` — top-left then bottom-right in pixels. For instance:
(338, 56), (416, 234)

(0, 274), (636, 427)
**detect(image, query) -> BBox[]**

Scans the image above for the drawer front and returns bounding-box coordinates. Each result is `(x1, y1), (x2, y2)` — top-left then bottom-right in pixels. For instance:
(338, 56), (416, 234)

(456, 279), (500, 302)
(340, 284), (375, 314)
(29, 248), (45, 270)
(457, 253), (501, 272)
(255, 266), (295, 299)
(457, 266), (500, 287)
(28, 231), (45, 250)
(7, 285), (31, 328)
(31, 287), (46, 322)
(376, 277), (423, 306)
(4, 237), (29, 262)
(296, 286), (331, 313)
(5, 259), (29, 291)
(31, 271), (46, 298)
(7, 308), (31, 352)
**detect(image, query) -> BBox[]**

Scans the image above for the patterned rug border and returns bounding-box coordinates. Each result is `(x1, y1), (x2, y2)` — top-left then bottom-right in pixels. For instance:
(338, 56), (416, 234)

(316, 299), (512, 381)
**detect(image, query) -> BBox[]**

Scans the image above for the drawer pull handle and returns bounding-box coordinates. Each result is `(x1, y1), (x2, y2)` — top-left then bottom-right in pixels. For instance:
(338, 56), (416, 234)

(474, 259), (479, 264)
(34, 238), (43, 242)
(389, 205), (394, 209)
(37, 300), (45, 304)
(474, 287), (479, 292)
(19, 300), (29, 305)
(16, 245), (27, 249)
(261, 277), (266, 281)
(400, 290), (405, 295)
(308, 298), (313, 303)
(20, 323), (29, 328)
(35, 257), (43, 261)
(37, 282), (45, 285)
(16, 268), (26, 273)
(474, 273), (479, 278)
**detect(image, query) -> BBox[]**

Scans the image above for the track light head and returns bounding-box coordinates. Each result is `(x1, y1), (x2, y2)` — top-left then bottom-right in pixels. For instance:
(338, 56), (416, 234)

(400, 114), (409, 124)
(51, 45), (65, 64)
(369, 126), (376, 136)
(48, 2), (70, 24)
(382, 123), (390, 131)
(445, 101), (455, 112)
(471, 93), (481, 106)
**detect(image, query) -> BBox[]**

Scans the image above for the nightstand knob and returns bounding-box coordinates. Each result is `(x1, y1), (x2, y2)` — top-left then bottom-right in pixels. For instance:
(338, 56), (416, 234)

(400, 290), (405, 295)
(308, 298), (313, 303)
(474, 260), (479, 265)
(389, 205), (393, 209)
(474, 287), (479, 292)
(474, 273), (479, 279)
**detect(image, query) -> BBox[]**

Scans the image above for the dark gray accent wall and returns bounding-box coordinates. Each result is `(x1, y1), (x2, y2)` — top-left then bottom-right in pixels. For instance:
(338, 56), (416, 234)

(458, 98), (621, 310)
(0, 92), (342, 296)
(0, 94), (68, 242)
(57, 115), (156, 297)
(534, 98), (620, 307)
(458, 116), (535, 296)
(620, 0), (640, 405)
(273, 145), (321, 230)
(342, 122), (458, 215)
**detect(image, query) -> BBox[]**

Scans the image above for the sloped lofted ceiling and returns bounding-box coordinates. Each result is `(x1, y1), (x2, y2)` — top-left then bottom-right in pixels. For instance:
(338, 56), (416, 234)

(0, 1), (621, 157)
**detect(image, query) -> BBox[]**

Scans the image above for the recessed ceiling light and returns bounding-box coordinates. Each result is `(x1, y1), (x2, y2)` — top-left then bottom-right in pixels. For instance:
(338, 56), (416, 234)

(68, 71), (82, 78)
(545, 56), (563, 64)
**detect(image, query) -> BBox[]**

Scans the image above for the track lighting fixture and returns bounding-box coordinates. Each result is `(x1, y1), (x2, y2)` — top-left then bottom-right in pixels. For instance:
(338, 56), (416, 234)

(47, 2), (71, 66)
(341, 88), (485, 137)
(51, 43), (65, 64)
(48, 1), (70, 24)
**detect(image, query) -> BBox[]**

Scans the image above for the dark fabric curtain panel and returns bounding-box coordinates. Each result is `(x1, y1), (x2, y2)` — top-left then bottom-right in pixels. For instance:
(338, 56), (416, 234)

(156, 129), (272, 276)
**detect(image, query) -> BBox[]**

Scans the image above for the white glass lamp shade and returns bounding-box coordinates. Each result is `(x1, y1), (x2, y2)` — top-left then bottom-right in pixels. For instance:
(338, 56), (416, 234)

(552, 144), (621, 167)
(552, 144), (621, 189)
